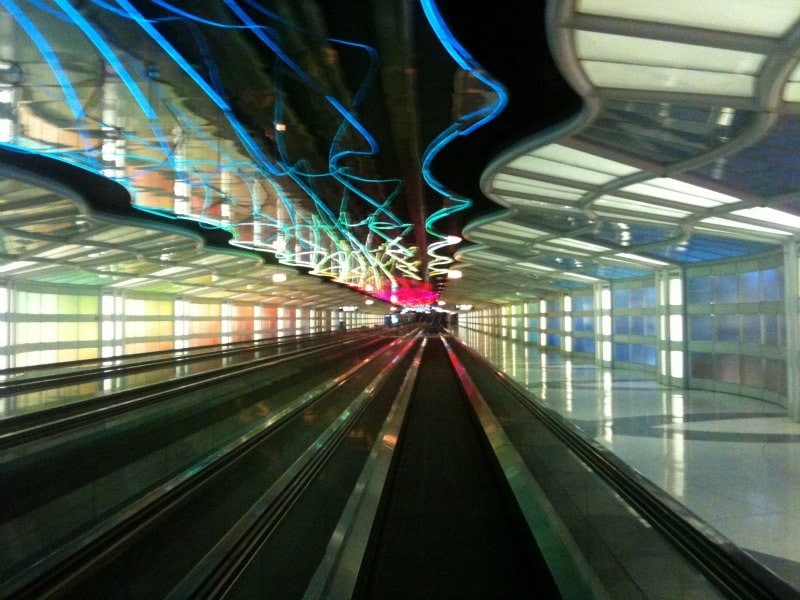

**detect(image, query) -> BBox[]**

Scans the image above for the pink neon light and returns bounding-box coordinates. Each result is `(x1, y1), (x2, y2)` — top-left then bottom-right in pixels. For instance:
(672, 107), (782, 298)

(371, 277), (438, 306)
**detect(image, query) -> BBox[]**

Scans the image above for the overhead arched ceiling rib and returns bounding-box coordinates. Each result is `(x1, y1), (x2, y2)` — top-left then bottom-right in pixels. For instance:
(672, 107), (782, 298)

(441, 0), (800, 307)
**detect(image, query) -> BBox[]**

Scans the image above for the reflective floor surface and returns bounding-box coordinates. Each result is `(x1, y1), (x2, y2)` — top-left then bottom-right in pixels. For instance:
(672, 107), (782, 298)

(458, 328), (800, 589)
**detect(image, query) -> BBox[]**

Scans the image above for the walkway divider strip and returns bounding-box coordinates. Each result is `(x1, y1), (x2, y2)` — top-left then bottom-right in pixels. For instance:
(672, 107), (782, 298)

(2, 332), (416, 599)
(439, 335), (609, 600)
(304, 336), (428, 599)
(167, 333), (424, 598)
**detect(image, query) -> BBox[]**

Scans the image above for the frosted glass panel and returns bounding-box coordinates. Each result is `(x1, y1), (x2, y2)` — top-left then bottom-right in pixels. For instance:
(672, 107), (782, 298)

(716, 315), (740, 342)
(581, 62), (754, 96)
(505, 156), (617, 185)
(689, 315), (712, 341)
(670, 315), (683, 342)
(623, 178), (739, 207)
(687, 277), (712, 304)
(576, 31), (763, 73)
(670, 350), (684, 379)
(715, 274), (739, 303)
(576, 0), (800, 37)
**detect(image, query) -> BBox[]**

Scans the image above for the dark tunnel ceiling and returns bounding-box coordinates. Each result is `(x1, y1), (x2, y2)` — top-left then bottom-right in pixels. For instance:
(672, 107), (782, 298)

(131, 0), (580, 264)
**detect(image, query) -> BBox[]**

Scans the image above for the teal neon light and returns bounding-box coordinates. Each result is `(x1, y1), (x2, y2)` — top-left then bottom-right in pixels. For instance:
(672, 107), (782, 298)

(2, 1), (424, 296)
(419, 0), (508, 275)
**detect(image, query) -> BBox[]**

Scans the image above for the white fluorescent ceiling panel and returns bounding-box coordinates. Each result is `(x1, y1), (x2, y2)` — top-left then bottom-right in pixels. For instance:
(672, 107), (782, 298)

(491, 174), (586, 199)
(479, 221), (550, 238)
(621, 178), (741, 208)
(593, 196), (692, 218)
(576, 30), (761, 95)
(732, 206), (800, 230)
(700, 217), (792, 236)
(575, 0), (800, 37)
(505, 143), (639, 185)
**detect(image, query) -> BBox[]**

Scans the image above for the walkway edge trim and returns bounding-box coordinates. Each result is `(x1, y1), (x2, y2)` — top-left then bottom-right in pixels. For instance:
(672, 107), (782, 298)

(440, 335), (609, 600)
(304, 335), (428, 599)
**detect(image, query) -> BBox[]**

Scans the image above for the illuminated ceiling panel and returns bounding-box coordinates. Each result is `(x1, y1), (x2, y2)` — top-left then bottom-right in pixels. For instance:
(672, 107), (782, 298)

(592, 196), (691, 219)
(442, 1), (797, 307)
(490, 174), (586, 199)
(609, 252), (670, 267)
(575, 31), (764, 75)
(620, 178), (741, 208)
(783, 63), (800, 102)
(576, 31), (760, 95)
(505, 143), (639, 185)
(732, 207), (800, 230)
(547, 238), (612, 253)
(575, 0), (800, 37)
(476, 221), (550, 239)
(580, 62), (755, 96)
(494, 195), (582, 212)
(468, 232), (528, 246)
(698, 217), (793, 238)
(456, 248), (519, 265)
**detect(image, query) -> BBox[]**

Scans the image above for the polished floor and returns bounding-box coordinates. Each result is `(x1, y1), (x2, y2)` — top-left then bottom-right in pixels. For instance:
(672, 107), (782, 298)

(457, 327), (800, 590)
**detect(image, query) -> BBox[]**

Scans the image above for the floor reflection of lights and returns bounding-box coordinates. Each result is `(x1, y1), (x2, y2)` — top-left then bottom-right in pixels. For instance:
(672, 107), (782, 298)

(458, 328), (800, 588)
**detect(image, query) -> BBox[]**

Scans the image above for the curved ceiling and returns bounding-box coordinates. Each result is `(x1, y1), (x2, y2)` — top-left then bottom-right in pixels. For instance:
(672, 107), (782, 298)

(442, 0), (800, 306)
(1, 1), (799, 312)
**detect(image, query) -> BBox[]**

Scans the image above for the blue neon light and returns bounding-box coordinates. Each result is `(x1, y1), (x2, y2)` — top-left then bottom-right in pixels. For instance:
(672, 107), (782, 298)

(3, 0), (87, 129)
(418, 0), (508, 274)
(1, 0), (423, 295)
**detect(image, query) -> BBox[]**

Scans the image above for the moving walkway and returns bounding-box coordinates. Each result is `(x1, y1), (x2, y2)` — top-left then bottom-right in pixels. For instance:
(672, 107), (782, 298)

(1, 330), (793, 599)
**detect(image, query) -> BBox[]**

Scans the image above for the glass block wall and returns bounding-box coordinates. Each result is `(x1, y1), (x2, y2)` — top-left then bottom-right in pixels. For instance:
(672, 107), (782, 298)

(571, 290), (595, 357)
(0, 280), (382, 369)
(543, 298), (563, 350)
(12, 286), (100, 367)
(611, 277), (658, 370)
(685, 252), (786, 404)
(458, 249), (791, 407)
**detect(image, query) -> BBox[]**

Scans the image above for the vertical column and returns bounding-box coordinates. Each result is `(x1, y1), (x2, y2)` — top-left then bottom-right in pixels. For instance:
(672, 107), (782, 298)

(785, 241), (800, 421)
(254, 303), (263, 340)
(221, 301), (232, 345)
(538, 299), (547, 348)
(657, 269), (687, 386)
(277, 306), (286, 337)
(0, 283), (11, 414)
(657, 272), (668, 383)
(220, 167), (231, 226)
(563, 293), (573, 354)
(669, 271), (687, 386)
(511, 304), (520, 340)
(595, 283), (612, 366)
(101, 291), (124, 357)
(0, 283), (9, 370)
(174, 297), (188, 349)
(523, 301), (533, 345)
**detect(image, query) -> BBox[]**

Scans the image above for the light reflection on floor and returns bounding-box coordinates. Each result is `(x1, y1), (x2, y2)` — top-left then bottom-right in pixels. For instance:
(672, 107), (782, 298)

(458, 328), (800, 588)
